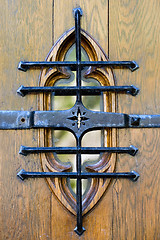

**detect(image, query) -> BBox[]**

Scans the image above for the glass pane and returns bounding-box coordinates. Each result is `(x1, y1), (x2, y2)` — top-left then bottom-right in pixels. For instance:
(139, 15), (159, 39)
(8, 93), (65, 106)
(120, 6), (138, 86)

(52, 130), (77, 194)
(52, 96), (76, 110)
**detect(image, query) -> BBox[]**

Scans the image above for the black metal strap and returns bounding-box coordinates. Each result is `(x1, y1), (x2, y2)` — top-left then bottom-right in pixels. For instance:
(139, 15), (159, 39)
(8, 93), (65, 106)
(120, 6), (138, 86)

(1, 109), (160, 132)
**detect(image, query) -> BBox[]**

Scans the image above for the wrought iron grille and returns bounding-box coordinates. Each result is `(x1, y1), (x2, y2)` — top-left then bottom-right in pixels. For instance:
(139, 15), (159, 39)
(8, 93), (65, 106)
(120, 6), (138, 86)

(15, 8), (141, 235)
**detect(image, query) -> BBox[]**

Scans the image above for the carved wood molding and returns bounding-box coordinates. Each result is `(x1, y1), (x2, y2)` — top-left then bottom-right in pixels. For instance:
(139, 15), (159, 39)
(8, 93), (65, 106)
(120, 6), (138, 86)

(39, 27), (116, 215)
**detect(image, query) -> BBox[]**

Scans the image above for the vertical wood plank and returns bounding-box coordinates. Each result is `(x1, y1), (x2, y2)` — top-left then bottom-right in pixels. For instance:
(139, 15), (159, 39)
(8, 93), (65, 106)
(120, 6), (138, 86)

(110, 0), (160, 239)
(54, 0), (108, 53)
(0, 1), (53, 239)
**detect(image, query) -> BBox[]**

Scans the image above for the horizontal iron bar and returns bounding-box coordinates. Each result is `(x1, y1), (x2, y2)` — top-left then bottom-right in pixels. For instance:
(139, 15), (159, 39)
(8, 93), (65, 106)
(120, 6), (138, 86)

(84, 61), (139, 71)
(0, 110), (160, 130)
(17, 169), (139, 181)
(18, 60), (139, 72)
(19, 145), (138, 156)
(17, 85), (139, 97)
(0, 108), (160, 131)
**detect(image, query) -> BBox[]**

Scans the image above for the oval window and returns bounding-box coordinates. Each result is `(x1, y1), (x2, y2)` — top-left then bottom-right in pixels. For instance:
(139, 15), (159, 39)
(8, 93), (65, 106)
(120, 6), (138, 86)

(39, 28), (116, 215)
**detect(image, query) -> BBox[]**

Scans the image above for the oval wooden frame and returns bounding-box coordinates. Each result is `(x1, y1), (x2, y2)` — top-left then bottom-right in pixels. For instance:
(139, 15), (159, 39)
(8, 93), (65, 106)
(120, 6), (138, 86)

(39, 27), (116, 215)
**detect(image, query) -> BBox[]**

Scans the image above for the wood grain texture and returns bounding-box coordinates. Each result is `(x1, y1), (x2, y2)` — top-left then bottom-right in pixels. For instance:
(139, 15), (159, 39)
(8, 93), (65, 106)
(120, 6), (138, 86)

(0, 1), (53, 239)
(54, 0), (109, 54)
(110, 0), (160, 239)
(1, 0), (160, 239)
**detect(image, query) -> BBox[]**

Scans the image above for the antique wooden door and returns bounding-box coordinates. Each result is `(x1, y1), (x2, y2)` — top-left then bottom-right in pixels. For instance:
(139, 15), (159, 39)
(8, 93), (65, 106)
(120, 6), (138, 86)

(1, 0), (160, 239)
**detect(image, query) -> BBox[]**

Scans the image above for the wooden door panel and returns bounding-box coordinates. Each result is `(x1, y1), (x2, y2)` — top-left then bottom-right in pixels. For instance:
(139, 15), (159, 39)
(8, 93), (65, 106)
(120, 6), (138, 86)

(54, 0), (109, 53)
(1, 0), (160, 239)
(110, 1), (160, 239)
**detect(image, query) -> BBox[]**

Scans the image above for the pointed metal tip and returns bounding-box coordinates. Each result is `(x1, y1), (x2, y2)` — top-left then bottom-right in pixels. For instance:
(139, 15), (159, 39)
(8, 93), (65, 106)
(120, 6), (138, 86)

(18, 61), (28, 72)
(17, 85), (25, 97)
(19, 145), (27, 156)
(129, 145), (139, 156)
(73, 7), (83, 17)
(130, 171), (140, 181)
(17, 169), (26, 181)
(129, 61), (139, 72)
(74, 227), (86, 236)
(130, 85), (140, 96)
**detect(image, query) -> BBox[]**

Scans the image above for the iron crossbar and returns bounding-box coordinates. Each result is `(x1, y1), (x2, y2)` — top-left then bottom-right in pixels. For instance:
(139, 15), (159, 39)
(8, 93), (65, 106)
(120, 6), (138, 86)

(17, 169), (139, 181)
(18, 60), (139, 72)
(17, 85), (139, 96)
(19, 145), (138, 156)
